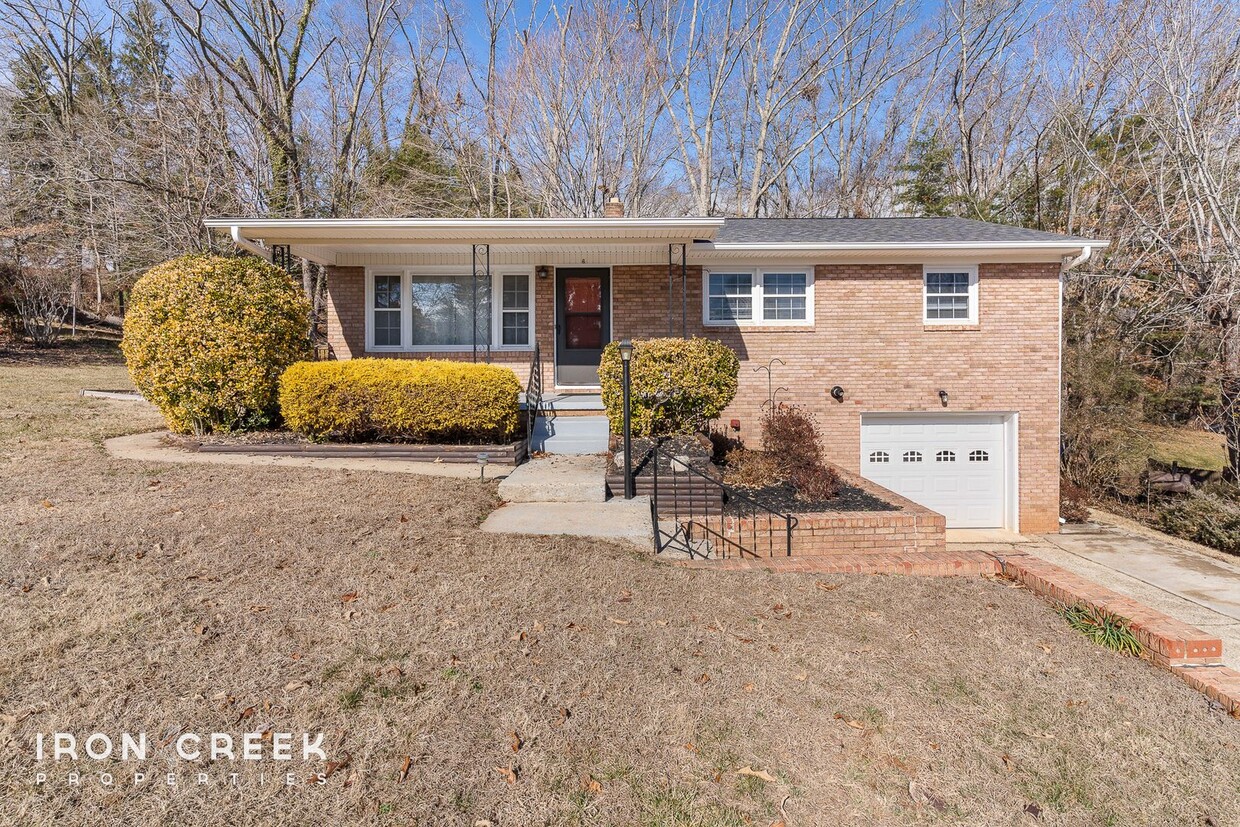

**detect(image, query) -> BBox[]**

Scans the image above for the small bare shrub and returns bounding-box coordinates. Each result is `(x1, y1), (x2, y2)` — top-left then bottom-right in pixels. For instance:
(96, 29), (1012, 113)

(791, 464), (842, 502)
(1060, 480), (1092, 523)
(722, 448), (784, 490)
(761, 403), (823, 470)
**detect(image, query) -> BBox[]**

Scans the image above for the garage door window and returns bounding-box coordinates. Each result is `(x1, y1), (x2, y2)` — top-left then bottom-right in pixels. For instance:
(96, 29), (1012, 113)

(869, 451), (889, 463)
(970, 450), (989, 462)
(902, 450), (922, 462)
(936, 450), (956, 462)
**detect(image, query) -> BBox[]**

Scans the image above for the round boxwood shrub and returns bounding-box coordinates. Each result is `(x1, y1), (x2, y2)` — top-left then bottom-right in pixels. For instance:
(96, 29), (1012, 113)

(280, 358), (521, 443)
(598, 337), (739, 436)
(122, 254), (312, 434)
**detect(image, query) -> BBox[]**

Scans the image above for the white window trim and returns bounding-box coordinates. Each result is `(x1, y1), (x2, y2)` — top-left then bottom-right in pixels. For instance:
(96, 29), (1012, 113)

(701, 266), (815, 327)
(364, 266), (536, 353)
(923, 264), (979, 325)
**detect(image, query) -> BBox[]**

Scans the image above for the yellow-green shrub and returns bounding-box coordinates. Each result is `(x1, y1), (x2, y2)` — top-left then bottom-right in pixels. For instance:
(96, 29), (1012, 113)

(598, 337), (739, 436)
(121, 254), (312, 433)
(279, 358), (521, 443)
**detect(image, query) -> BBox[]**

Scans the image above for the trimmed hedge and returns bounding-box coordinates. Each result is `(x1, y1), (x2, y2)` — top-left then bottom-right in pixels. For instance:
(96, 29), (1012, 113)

(598, 337), (739, 436)
(279, 358), (521, 443)
(121, 254), (312, 433)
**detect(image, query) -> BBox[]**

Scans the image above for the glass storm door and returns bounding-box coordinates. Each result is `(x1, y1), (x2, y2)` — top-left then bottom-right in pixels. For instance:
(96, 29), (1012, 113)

(555, 267), (611, 386)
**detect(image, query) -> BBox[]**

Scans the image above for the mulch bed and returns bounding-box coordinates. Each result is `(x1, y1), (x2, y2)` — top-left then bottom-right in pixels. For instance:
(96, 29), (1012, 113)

(725, 480), (897, 514)
(609, 435), (898, 514)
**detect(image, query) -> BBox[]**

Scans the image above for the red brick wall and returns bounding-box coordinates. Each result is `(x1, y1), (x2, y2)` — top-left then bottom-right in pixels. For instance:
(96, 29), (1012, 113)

(325, 260), (1061, 533)
(610, 262), (1062, 535)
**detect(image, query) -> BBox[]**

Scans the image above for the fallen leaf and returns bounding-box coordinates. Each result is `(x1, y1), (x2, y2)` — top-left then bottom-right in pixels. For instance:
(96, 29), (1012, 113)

(399, 514), (409, 523)
(510, 731), (522, 753)
(340, 591), (358, 603)
(815, 581), (840, 592)
(235, 706), (255, 724)
(833, 712), (864, 730)
(397, 755), (412, 783)
(283, 680), (308, 692)
(793, 672), (807, 682)
(683, 742), (697, 752)
(1038, 644), (1052, 654)
(290, 652), (302, 660)
(41, 500), (54, 508)
(494, 764), (518, 785)
(909, 780), (948, 812)
(324, 752), (352, 779)
(194, 624), (208, 636)
(736, 766), (776, 783)
(581, 773), (602, 793)
(1023, 802), (1044, 819)
(743, 682), (756, 692)
(695, 672), (711, 685)
(617, 589), (632, 603)
(608, 616), (630, 626)
(556, 707), (570, 726)
(249, 605), (269, 614)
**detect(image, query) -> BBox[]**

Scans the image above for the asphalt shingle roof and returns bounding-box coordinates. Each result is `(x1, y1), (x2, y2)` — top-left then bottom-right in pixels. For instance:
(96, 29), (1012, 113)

(715, 217), (1095, 245)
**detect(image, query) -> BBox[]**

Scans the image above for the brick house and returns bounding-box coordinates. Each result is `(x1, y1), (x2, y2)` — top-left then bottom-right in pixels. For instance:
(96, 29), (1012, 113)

(204, 209), (1102, 534)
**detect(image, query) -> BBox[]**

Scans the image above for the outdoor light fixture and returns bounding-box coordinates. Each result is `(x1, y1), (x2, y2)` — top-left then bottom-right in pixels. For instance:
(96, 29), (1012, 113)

(938, 389), (949, 407)
(477, 452), (490, 480)
(831, 385), (845, 403)
(536, 265), (551, 280)
(729, 418), (741, 432)
(618, 340), (635, 499)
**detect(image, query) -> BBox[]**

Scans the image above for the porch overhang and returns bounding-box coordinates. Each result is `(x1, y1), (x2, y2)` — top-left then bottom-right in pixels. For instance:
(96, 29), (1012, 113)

(202, 217), (726, 267)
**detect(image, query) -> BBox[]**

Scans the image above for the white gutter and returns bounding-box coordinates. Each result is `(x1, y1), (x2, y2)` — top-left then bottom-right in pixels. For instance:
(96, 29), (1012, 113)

(712, 240), (1108, 252)
(1060, 244), (1093, 271)
(229, 225), (271, 260)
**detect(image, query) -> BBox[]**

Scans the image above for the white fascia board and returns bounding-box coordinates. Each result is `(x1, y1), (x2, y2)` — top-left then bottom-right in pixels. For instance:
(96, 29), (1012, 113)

(709, 240), (1108, 252)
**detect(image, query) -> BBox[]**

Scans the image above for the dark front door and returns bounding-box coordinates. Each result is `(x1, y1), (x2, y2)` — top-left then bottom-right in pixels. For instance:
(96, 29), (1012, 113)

(555, 267), (611, 386)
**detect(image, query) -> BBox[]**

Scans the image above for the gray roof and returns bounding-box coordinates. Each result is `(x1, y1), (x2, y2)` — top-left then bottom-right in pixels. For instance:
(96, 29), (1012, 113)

(715, 217), (1096, 245)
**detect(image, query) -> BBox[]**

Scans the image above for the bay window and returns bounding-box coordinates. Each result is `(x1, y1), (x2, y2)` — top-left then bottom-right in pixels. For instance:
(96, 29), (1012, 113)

(704, 268), (812, 325)
(367, 268), (534, 351)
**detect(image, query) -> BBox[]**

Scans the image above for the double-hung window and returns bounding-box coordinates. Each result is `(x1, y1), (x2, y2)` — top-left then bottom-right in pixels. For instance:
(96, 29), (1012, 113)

(371, 273), (403, 347)
(705, 268), (811, 325)
(923, 265), (978, 324)
(367, 268), (534, 351)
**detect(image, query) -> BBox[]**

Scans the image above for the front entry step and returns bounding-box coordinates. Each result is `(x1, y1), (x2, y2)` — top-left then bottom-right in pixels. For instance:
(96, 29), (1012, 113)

(531, 415), (609, 455)
(498, 455), (607, 503)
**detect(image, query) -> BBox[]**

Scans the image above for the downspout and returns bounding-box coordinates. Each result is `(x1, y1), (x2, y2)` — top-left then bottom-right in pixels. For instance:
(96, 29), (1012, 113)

(230, 225), (271, 260)
(1057, 244), (1091, 523)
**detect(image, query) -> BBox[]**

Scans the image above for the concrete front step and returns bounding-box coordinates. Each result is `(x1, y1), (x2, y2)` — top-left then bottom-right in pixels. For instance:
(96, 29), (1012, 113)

(480, 496), (653, 549)
(497, 455), (607, 503)
(531, 415), (609, 455)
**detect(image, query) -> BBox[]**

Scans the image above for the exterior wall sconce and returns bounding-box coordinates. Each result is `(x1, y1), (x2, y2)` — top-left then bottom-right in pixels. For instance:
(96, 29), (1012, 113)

(536, 265), (551, 279)
(938, 389), (949, 407)
(830, 385), (845, 403)
(729, 418), (741, 432)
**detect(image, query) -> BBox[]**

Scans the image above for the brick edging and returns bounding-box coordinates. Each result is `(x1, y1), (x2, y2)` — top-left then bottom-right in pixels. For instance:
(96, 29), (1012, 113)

(991, 552), (1223, 666)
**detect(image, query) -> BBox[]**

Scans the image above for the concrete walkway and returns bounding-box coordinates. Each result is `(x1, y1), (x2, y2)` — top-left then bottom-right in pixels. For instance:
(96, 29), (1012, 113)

(966, 517), (1240, 671)
(105, 431), (513, 480)
(498, 455), (606, 502)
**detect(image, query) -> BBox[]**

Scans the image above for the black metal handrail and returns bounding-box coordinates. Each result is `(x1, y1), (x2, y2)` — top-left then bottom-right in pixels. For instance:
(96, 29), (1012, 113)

(524, 343), (542, 459)
(649, 442), (797, 559)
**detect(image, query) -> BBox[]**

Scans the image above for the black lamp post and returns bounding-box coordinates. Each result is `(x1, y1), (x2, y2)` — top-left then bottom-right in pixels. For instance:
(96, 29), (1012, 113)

(619, 339), (635, 499)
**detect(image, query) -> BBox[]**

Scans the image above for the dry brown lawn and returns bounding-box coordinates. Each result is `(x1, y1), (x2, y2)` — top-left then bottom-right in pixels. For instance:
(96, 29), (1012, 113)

(1, 339), (1238, 826)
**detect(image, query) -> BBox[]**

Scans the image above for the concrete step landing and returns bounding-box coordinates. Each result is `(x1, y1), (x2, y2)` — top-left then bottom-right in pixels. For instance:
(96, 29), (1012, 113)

(497, 455), (607, 503)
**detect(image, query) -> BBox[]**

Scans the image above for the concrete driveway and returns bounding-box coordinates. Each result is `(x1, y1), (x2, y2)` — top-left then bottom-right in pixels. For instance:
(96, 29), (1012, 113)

(1026, 516), (1240, 670)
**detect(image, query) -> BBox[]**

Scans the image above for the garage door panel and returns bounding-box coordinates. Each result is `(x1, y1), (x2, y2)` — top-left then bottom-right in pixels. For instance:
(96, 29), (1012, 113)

(861, 414), (1008, 529)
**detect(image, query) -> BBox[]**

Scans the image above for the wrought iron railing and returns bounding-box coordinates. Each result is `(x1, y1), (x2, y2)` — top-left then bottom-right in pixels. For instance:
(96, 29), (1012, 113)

(524, 343), (542, 459)
(648, 442), (796, 559)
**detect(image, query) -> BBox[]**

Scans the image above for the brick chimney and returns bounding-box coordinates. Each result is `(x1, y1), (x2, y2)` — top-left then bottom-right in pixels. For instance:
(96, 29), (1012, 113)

(603, 197), (625, 218)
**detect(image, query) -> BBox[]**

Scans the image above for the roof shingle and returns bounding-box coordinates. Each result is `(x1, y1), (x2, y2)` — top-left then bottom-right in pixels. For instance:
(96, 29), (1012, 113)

(715, 217), (1096, 245)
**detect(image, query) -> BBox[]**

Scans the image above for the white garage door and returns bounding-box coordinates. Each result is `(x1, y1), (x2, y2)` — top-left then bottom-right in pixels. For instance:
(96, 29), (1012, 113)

(860, 414), (1009, 528)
